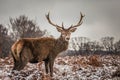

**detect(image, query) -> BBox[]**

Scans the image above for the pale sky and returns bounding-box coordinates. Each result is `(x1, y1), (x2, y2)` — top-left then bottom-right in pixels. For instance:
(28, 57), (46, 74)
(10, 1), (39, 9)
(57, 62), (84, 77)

(0, 0), (120, 41)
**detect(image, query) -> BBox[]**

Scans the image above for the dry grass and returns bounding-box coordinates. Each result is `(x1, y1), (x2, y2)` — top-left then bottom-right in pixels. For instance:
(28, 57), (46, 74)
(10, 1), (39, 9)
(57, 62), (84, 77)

(112, 66), (120, 78)
(87, 54), (103, 67)
(0, 54), (120, 80)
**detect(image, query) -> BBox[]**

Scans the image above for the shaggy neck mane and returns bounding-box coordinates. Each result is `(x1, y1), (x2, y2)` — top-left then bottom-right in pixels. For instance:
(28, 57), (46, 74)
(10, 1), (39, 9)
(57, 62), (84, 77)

(55, 36), (69, 53)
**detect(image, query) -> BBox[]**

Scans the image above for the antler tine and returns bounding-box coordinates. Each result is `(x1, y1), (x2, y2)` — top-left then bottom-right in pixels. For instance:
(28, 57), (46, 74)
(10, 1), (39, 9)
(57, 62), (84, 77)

(69, 12), (84, 29)
(62, 22), (64, 29)
(46, 12), (61, 28)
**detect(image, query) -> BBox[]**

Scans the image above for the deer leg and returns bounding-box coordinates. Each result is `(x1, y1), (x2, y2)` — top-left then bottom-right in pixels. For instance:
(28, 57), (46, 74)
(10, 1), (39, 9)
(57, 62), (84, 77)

(45, 60), (49, 74)
(18, 60), (27, 70)
(13, 60), (21, 70)
(13, 56), (28, 70)
(12, 55), (23, 70)
(16, 48), (29, 70)
(12, 59), (17, 70)
(11, 52), (18, 70)
(49, 60), (54, 77)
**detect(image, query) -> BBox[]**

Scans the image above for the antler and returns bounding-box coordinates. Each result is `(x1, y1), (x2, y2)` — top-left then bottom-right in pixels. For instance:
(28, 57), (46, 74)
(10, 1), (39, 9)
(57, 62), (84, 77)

(69, 12), (84, 29)
(46, 12), (62, 29)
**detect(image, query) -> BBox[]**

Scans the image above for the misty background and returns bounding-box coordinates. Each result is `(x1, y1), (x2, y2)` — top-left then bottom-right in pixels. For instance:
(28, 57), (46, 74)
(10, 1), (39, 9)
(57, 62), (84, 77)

(0, 1), (120, 79)
(0, 0), (120, 41)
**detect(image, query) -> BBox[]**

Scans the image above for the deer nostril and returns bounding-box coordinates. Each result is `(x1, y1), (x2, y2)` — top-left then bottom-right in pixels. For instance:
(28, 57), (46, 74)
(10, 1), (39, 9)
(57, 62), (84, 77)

(66, 37), (70, 41)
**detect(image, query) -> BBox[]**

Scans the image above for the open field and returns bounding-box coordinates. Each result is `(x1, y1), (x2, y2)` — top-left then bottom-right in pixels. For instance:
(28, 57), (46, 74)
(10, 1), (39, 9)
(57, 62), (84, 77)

(0, 54), (120, 80)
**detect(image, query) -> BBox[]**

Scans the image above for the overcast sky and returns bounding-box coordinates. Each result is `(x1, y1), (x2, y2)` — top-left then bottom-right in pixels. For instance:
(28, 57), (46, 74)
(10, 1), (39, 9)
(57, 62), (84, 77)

(0, 0), (120, 41)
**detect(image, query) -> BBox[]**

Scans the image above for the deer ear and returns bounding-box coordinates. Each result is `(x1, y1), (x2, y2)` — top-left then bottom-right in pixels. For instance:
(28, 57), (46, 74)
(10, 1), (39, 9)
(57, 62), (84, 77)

(56, 27), (63, 32)
(69, 27), (77, 32)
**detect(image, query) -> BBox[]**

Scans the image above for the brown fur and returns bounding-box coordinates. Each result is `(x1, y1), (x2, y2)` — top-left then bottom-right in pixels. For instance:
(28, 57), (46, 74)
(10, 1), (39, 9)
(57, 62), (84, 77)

(11, 37), (68, 76)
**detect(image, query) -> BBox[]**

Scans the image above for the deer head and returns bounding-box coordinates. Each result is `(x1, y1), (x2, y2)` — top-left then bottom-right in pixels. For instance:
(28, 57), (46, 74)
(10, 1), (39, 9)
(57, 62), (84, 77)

(46, 12), (84, 41)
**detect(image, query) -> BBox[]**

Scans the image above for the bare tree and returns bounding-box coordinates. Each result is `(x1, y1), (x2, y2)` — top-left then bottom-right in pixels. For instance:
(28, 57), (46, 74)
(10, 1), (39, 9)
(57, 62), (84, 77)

(101, 37), (114, 52)
(9, 15), (46, 40)
(0, 24), (3, 56)
(0, 24), (13, 57)
(70, 37), (90, 55)
(114, 40), (120, 53)
(70, 37), (106, 55)
(87, 41), (103, 54)
(70, 37), (78, 55)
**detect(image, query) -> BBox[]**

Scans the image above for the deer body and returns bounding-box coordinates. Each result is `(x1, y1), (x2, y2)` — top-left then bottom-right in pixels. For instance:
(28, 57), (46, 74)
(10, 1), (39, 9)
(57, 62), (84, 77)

(11, 12), (84, 77)
(11, 37), (68, 76)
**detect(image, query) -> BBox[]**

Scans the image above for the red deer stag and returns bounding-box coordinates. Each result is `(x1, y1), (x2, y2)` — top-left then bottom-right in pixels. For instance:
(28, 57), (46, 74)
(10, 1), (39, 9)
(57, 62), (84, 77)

(11, 12), (84, 77)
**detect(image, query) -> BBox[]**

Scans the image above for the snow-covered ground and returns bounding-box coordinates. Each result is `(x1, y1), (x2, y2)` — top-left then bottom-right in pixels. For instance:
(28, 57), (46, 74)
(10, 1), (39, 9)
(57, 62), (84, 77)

(0, 55), (120, 80)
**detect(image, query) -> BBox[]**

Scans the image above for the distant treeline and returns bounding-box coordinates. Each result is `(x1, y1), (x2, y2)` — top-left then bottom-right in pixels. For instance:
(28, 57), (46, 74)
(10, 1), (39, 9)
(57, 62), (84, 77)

(67, 36), (120, 56)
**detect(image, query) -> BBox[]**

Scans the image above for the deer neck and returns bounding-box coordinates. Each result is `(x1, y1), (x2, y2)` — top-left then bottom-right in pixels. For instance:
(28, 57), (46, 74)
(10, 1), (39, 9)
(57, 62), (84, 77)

(55, 36), (69, 53)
